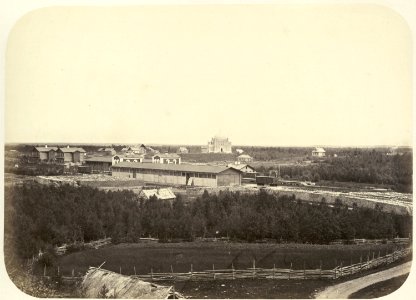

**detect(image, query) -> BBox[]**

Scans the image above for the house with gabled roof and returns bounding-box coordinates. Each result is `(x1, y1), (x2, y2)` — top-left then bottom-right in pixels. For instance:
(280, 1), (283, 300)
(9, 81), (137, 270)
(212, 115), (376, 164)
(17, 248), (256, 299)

(56, 146), (86, 164)
(312, 147), (326, 157)
(29, 145), (58, 163)
(152, 153), (181, 164)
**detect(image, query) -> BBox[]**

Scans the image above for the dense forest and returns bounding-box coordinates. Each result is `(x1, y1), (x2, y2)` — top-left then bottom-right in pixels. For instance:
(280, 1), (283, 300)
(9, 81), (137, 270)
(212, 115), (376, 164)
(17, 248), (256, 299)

(256, 151), (413, 192)
(5, 184), (411, 261)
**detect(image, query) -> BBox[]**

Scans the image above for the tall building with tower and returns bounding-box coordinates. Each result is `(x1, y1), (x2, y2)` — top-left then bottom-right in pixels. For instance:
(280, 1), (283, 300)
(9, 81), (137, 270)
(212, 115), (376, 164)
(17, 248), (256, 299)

(201, 136), (232, 153)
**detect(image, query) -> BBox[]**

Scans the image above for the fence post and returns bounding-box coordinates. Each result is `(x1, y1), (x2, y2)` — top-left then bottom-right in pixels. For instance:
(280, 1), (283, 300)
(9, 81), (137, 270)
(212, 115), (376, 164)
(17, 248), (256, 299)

(360, 255), (362, 270)
(119, 266), (121, 274)
(350, 258), (352, 275)
(252, 259), (256, 279)
(340, 262), (343, 277)
(72, 269), (74, 278)
(170, 265), (173, 280)
(273, 264), (275, 279)
(134, 266), (136, 276)
(289, 262), (292, 280)
(367, 255), (370, 270)
(44, 264), (46, 277)
(320, 260), (322, 279)
(232, 263), (235, 280)
(190, 264), (193, 280)
(303, 261), (306, 279)
(213, 264), (215, 280)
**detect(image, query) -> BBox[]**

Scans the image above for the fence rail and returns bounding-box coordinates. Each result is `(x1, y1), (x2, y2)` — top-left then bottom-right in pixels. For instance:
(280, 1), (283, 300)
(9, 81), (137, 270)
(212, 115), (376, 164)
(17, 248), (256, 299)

(42, 247), (411, 282)
(133, 247), (411, 281)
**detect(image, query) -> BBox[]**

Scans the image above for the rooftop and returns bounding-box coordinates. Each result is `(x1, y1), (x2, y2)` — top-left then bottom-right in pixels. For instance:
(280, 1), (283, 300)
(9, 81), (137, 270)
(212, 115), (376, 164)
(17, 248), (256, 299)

(58, 147), (86, 153)
(228, 164), (256, 171)
(141, 188), (176, 200)
(34, 146), (58, 152)
(153, 153), (181, 159)
(85, 156), (113, 163)
(113, 162), (242, 174)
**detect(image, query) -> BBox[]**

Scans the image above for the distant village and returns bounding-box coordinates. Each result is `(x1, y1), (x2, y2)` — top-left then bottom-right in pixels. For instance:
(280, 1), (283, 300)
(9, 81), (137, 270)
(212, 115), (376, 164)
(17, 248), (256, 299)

(25, 136), (261, 189)
(9, 135), (411, 208)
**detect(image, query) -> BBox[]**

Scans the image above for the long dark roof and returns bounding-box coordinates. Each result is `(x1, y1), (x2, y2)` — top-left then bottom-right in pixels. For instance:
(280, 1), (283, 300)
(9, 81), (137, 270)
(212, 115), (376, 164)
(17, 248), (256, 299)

(113, 162), (242, 174)
(57, 147), (86, 153)
(85, 156), (113, 163)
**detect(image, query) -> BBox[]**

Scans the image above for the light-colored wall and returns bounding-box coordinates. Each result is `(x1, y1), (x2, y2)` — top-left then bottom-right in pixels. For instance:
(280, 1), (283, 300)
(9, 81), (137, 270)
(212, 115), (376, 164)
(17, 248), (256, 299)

(217, 169), (241, 186)
(39, 152), (48, 161)
(113, 168), (219, 186)
(64, 152), (73, 162)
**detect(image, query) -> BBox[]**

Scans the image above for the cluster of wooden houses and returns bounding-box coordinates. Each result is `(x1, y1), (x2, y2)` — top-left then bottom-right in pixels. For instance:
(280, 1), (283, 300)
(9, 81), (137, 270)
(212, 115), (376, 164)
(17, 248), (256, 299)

(29, 145), (87, 164)
(28, 144), (257, 188)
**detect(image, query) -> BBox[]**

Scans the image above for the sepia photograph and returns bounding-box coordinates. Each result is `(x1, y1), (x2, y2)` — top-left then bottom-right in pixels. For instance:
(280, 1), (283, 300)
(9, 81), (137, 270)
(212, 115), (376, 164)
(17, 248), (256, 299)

(1, 0), (415, 299)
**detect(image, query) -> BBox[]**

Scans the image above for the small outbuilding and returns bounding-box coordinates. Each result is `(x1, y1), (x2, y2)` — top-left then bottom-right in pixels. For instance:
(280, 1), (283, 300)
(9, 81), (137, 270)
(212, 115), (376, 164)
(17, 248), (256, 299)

(152, 153), (181, 164)
(237, 154), (253, 163)
(140, 188), (176, 200)
(312, 147), (326, 157)
(84, 155), (121, 173)
(177, 147), (189, 154)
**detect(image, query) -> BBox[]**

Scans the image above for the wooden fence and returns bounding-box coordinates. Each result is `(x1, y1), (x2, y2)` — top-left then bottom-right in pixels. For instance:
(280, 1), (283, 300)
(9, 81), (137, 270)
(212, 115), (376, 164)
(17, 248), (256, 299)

(133, 247), (411, 281)
(55, 238), (112, 255)
(42, 247), (411, 283)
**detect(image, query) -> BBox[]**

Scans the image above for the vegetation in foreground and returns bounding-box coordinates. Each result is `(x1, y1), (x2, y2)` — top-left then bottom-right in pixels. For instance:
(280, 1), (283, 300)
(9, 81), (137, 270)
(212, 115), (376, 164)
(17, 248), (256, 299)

(5, 183), (412, 262)
(55, 242), (406, 277)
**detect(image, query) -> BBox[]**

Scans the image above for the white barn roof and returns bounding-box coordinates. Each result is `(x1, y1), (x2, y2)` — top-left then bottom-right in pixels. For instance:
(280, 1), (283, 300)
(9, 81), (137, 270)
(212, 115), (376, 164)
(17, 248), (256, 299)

(141, 188), (176, 200)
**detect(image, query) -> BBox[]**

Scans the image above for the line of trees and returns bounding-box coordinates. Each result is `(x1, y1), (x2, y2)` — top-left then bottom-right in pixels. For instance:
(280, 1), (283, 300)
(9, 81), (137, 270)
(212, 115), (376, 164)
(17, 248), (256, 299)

(256, 151), (412, 192)
(5, 183), (411, 261)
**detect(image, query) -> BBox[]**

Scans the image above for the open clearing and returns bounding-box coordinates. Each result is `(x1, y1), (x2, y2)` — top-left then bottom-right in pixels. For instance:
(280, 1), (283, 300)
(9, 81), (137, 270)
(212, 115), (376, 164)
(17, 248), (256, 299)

(52, 243), (411, 299)
(55, 242), (403, 277)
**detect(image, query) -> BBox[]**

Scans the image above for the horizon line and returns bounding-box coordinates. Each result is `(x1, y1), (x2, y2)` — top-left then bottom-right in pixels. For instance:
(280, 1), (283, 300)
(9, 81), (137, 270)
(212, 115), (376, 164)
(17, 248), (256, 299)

(3, 142), (413, 148)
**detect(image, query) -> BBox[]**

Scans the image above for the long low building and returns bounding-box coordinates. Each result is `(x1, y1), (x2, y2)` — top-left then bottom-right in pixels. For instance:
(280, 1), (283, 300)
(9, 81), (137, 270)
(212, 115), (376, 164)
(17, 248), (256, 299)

(112, 162), (242, 187)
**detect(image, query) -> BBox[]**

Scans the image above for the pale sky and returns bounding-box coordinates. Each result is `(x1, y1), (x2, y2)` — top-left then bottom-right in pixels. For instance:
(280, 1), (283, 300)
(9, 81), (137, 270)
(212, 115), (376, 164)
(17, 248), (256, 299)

(5, 4), (412, 146)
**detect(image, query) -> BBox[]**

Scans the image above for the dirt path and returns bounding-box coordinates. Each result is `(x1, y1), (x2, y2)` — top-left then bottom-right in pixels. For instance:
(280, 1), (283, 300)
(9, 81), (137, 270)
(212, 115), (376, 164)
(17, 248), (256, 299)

(314, 261), (412, 299)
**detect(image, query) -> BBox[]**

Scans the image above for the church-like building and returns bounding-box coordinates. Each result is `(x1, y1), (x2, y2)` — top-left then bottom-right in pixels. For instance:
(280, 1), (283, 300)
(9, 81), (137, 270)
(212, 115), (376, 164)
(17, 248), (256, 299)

(201, 136), (232, 153)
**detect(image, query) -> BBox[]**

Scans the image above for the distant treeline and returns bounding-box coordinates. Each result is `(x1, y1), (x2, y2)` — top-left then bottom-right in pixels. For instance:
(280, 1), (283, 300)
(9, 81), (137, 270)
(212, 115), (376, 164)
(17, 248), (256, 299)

(256, 151), (412, 193)
(5, 184), (411, 260)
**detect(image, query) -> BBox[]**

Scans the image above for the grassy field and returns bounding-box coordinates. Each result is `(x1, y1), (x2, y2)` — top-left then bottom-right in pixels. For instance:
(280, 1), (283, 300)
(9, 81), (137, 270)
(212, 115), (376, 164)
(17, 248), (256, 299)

(54, 242), (403, 278)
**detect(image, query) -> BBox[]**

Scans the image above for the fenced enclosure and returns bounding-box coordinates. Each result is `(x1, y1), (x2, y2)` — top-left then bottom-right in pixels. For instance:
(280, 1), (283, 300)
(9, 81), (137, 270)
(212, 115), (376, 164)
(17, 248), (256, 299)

(43, 247), (411, 282)
(135, 247), (411, 281)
